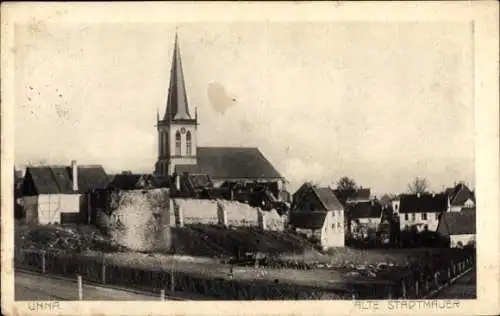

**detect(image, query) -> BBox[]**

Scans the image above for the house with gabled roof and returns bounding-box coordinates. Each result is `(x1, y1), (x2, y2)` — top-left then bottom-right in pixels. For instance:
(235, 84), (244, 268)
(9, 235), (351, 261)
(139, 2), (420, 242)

(289, 184), (345, 248)
(436, 208), (476, 248)
(333, 187), (371, 207)
(108, 173), (158, 191)
(153, 32), (286, 201)
(346, 201), (384, 238)
(393, 192), (449, 232)
(21, 161), (109, 225)
(445, 183), (475, 212)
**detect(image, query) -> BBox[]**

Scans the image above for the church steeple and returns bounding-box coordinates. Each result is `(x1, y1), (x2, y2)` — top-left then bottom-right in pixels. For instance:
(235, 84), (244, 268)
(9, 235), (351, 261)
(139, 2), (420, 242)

(164, 30), (193, 121)
(155, 29), (198, 178)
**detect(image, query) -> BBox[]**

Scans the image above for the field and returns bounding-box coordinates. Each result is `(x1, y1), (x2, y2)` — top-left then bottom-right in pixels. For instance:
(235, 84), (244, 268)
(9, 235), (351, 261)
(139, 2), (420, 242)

(15, 222), (471, 285)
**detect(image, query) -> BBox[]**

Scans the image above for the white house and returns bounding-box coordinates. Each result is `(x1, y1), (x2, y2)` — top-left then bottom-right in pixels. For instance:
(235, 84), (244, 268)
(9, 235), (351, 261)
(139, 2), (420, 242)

(445, 183), (476, 212)
(21, 161), (110, 225)
(436, 208), (476, 248)
(289, 184), (345, 249)
(393, 192), (449, 232)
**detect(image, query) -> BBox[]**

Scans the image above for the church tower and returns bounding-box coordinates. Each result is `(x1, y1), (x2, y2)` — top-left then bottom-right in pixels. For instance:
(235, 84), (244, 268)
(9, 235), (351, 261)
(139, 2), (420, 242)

(155, 32), (198, 177)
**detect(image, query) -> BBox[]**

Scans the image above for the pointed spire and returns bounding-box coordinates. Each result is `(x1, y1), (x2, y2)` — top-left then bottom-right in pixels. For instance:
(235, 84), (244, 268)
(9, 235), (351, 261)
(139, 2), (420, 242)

(164, 28), (192, 121)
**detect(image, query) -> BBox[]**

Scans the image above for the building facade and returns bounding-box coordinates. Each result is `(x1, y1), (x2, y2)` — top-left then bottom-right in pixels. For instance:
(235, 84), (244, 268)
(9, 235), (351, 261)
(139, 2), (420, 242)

(21, 161), (110, 225)
(393, 193), (449, 232)
(289, 184), (345, 248)
(154, 32), (286, 197)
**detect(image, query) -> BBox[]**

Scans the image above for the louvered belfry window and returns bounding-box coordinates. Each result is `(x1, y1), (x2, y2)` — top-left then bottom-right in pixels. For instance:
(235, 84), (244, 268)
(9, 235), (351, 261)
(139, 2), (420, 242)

(186, 131), (192, 156)
(175, 131), (181, 156)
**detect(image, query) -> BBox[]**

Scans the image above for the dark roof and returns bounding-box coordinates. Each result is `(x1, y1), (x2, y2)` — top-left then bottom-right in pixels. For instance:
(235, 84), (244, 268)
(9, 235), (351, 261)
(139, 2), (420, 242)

(445, 187), (456, 199)
(196, 147), (283, 180)
(332, 187), (371, 206)
(24, 165), (109, 195)
(187, 174), (212, 188)
(312, 187), (344, 211)
(347, 201), (383, 219)
(450, 184), (475, 206)
(460, 207), (476, 212)
(163, 33), (194, 122)
(288, 211), (327, 229)
(438, 209), (476, 235)
(349, 188), (371, 200)
(108, 174), (153, 190)
(399, 193), (449, 213)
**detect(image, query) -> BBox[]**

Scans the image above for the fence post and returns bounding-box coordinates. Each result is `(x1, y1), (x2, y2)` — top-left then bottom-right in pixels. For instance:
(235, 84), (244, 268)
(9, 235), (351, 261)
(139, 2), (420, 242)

(434, 272), (439, 287)
(160, 289), (165, 301)
(401, 280), (406, 299)
(41, 251), (46, 274)
(101, 256), (106, 284)
(448, 267), (451, 280)
(170, 260), (175, 294)
(415, 281), (419, 298)
(77, 275), (83, 301)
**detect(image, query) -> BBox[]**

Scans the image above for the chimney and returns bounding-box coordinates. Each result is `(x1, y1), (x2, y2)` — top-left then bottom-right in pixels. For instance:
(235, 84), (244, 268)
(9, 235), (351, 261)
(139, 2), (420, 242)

(71, 160), (78, 192)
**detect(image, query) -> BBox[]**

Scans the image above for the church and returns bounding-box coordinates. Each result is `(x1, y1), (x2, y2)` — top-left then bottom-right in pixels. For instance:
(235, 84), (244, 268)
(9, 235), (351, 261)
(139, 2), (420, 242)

(154, 32), (287, 197)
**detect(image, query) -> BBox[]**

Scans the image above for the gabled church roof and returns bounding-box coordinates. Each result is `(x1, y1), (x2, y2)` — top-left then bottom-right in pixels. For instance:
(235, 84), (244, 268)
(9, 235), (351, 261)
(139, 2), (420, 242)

(164, 32), (194, 122)
(177, 147), (284, 180)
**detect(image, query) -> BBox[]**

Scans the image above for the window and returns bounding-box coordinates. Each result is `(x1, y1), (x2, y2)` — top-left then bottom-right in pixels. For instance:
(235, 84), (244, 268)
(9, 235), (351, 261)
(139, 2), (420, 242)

(411, 213), (416, 221)
(435, 213), (439, 220)
(421, 213), (427, 220)
(186, 131), (192, 156)
(175, 131), (181, 156)
(404, 213), (409, 221)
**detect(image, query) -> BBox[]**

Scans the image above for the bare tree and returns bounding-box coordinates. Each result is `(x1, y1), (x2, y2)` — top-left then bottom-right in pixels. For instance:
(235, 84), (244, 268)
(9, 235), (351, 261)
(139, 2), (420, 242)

(407, 177), (429, 194)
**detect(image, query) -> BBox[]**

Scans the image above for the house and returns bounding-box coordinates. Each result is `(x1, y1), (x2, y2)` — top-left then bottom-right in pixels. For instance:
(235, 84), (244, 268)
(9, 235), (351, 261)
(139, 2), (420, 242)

(393, 193), (449, 232)
(108, 173), (157, 190)
(333, 187), (371, 206)
(436, 208), (476, 248)
(21, 161), (110, 225)
(289, 184), (345, 249)
(445, 183), (475, 212)
(153, 32), (287, 200)
(346, 201), (383, 238)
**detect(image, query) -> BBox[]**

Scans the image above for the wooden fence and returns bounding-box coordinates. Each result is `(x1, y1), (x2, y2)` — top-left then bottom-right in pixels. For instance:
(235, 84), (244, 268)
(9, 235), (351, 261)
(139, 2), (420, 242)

(15, 248), (475, 300)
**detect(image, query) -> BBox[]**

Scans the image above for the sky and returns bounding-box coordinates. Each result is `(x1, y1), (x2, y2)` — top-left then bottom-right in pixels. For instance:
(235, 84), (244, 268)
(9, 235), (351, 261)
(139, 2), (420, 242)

(14, 22), (475, 195)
